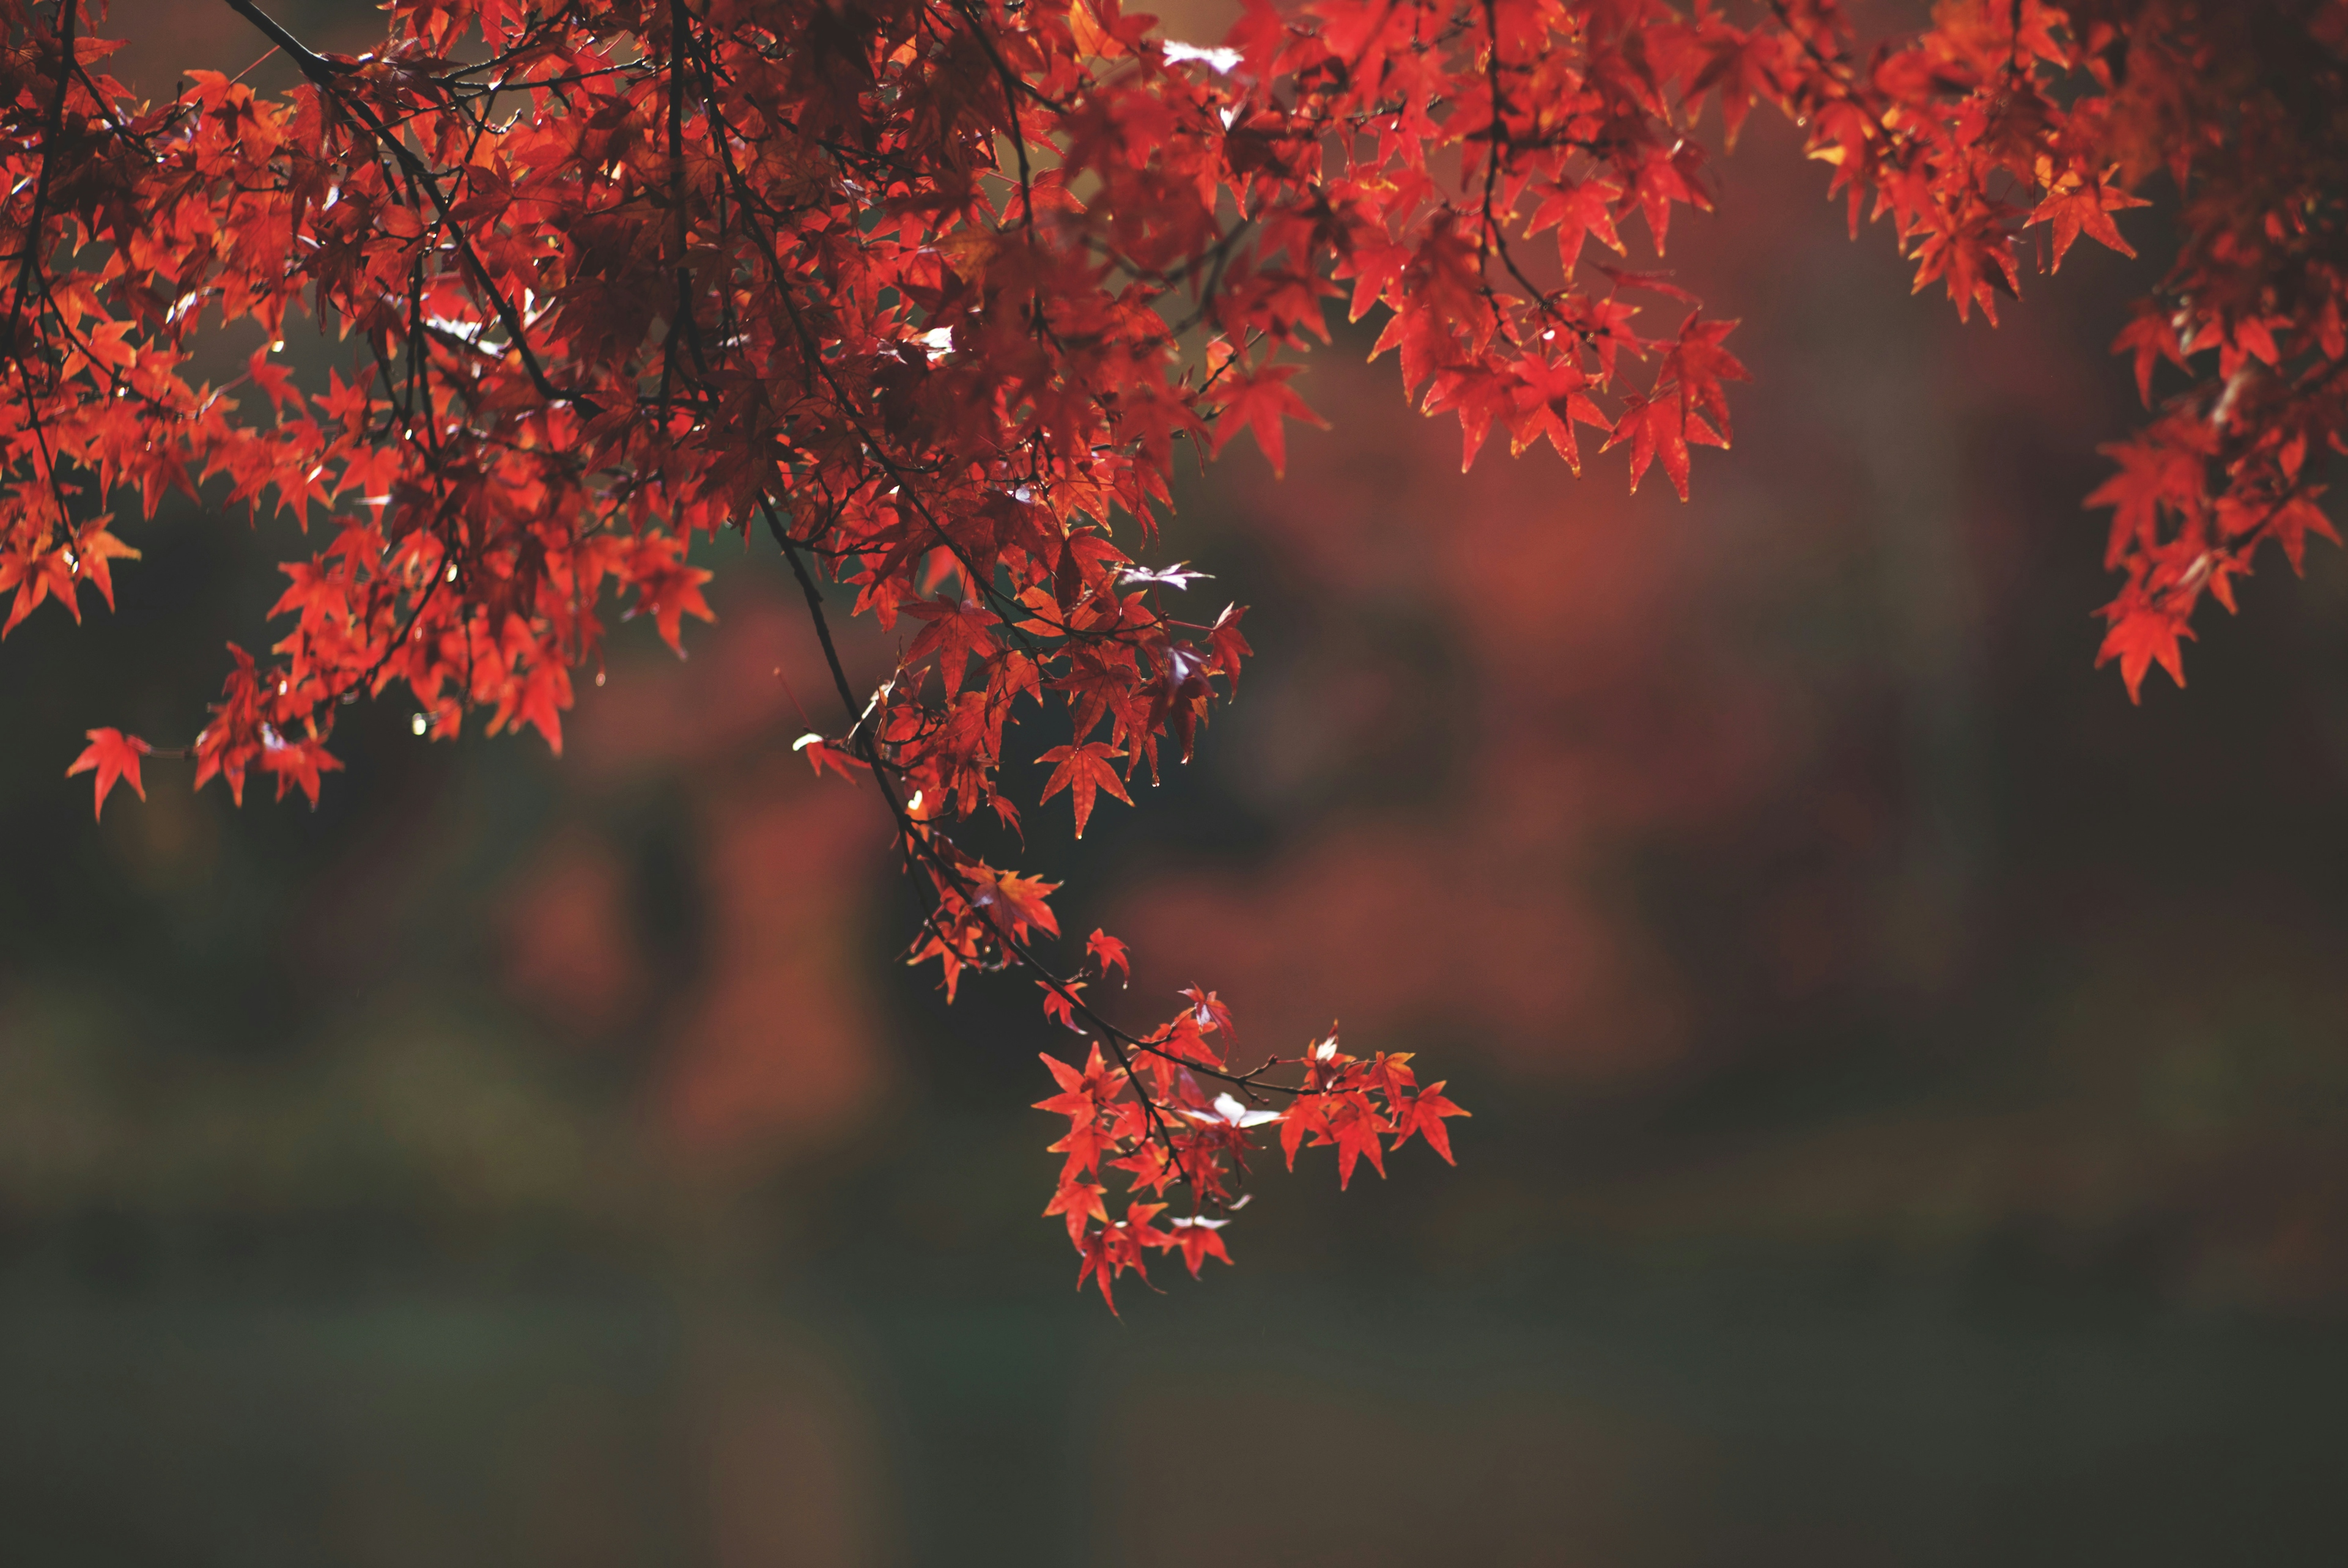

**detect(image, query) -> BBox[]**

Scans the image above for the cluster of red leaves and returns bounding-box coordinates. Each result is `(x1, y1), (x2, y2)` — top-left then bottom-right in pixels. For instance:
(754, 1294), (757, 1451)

(1748, 1), (2348, 698)
(1035, 994), (1463, 1311)
(6, 0), (2343, 1296)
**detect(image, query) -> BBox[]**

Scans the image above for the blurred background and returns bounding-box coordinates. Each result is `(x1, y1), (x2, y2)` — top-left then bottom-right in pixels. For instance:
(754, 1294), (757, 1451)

(5, 4), (2348, 1565)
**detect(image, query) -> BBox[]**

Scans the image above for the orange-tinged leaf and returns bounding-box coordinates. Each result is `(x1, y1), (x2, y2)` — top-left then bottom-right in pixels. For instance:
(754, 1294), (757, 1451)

(2028, 169), (2147, 270)
(1166, 1216), (1231, 1276)
(66, 728), (150, 819)
(1044, 1177), (1109, 1246)
(1327, 1095), (1391, 1189)
(1392, 1081), (1469, 1164)
(1086, 928), (1131, 982)
(68, 523), (140, 614)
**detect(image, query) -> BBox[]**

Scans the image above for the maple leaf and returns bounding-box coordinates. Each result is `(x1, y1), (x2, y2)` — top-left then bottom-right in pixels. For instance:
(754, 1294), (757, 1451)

(1, 547), (79, 636)
(1206, 602), (1252, 698)
(246, 344), (303, 418)
(1049, 1117), (1115, 1183)
(1661, 317), (1750, 448)
(904, 596), (1003, 699)
(2087, 430), (2212, 569)
(1688, 25), (1781, 150)
(1044, 1177), (1109, 1247)
(2028, 168), (2147, 270)
(1112, 1139), (1178, 1195)
(1076, 1227), (1124, 1313)
(1036, 740), (1132, 837)
(1909, 207), (2022, 325)
(317, 366), (375, 438)
(1180, 985), (1234, 1037)
(1391, 1081), (1469, 1165)
(2112, 305), (2190, 406)
(991, 870), (1063, 940)
(1121, 1201), (1174, 1253)
(1049, 648), (1137, 743)
(2096, 601), (2193, 703)
(1165, 1216), (1232, 1276)
(1362, 1050), (1418, 1104)
(1279, 1097), (1328, 1172)
(1325, 1094), (1392, 1190)
(1072, 1204), (1176, 1314)
(1086, 929), (1131, 984)
(630, 562), (716, 657)
(1035, 1043), (1124, 1122)
(2265, 495), (2342, 574)
(1603, 388), (1723, 501)
(1207, 358), (1328, 479)
(794, 732), (869, 782)
(506, 663), (571, 755)
(66, 523), (141, 614)
(1526, 175), (1626, 270)
(65, 729), (150, 820)
(260, 734), (344, 807)
(1151, 1012), (1224, 1072)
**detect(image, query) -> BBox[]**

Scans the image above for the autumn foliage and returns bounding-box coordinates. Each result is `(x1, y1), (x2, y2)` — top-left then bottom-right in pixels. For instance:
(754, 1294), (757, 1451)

(5, 0), (2343, 1303)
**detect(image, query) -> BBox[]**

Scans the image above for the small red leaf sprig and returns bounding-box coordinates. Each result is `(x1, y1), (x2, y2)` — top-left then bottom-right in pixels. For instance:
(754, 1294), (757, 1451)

(1033, 980), (1466, 1314)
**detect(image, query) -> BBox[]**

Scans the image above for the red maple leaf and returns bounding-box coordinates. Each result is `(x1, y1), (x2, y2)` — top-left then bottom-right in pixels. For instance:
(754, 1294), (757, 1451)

(65, 728), (150, 820)
(1036, 740), (1132, 837)
(1035, 1043), (1124, 1123)
(65, 523), (140, 614)
(2265, 494), (2342, 573)
(1075, 1226), (1124, 1312)
(1392, 1081), (1470, 1165)
(1166, 1216), (1232, 1276)
(905, 596), (1004, 698)
(985, 870), (1061, 942)
(1325, 1094), (1392, 1190)
(1206, 602), (1252, 698)
(2097, 602), (2193, 703)
(1207, 357), (1328, 479)
(1085, 928), (1131, 983)
(1180, 984), (1234, 1037)
(1039, 976), (1088, 1030)
(2027, 168), (2147, 270)
(1, 547), (79, 635)
(630, 561), (716, 657)
(1044, 1177), (1108, 1246)
(1526, 175), (1626, 270)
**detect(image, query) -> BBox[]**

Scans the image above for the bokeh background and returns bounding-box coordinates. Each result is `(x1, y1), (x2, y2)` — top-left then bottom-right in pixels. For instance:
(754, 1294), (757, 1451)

(6, 4), (2348, 1565)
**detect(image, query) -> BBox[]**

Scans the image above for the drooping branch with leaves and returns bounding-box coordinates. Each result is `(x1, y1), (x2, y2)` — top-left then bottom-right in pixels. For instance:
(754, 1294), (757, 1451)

(2, 0), (2341, 1307)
